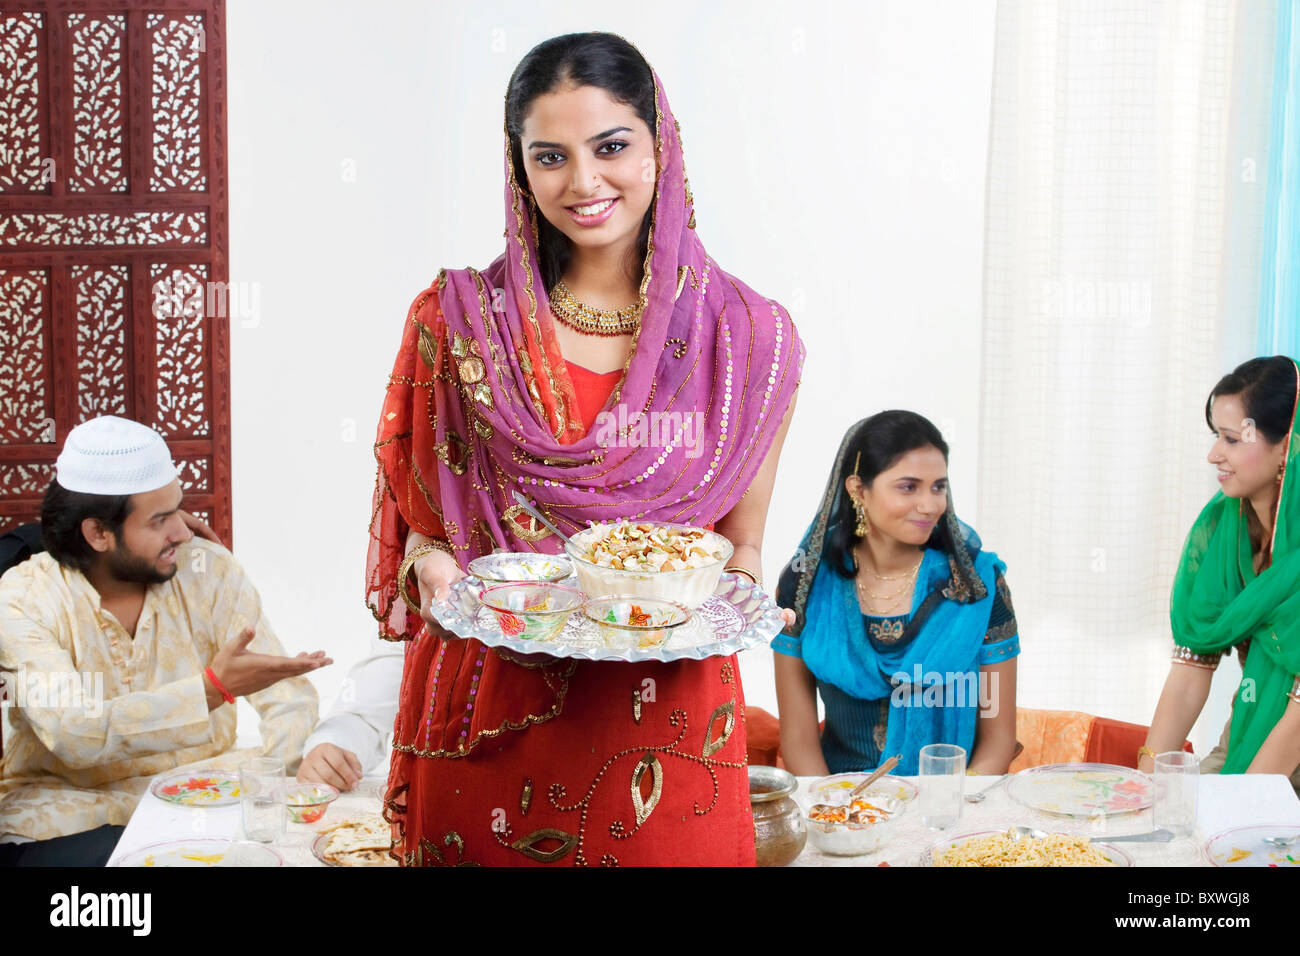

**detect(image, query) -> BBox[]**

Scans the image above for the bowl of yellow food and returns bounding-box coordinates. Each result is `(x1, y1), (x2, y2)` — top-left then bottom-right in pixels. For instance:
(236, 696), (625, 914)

(564, 521), (732, 609)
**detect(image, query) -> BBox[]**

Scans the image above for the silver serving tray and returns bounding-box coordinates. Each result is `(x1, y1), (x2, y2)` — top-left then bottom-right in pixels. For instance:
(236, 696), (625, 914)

(431, 572), (785, 663)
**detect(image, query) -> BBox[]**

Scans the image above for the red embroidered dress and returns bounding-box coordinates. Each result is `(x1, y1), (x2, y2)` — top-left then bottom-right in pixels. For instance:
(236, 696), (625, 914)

(365, 68), (803, 867)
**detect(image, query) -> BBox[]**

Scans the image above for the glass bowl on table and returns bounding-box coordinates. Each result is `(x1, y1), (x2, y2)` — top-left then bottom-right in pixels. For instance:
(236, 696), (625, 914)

(478, 583), (586, 642)
(807, 771), (920, 807)
(285, 782), (339, 824)
(806, 792), (905, 856)
(564, 521), (733, 610)
(583, 596), (692, 650)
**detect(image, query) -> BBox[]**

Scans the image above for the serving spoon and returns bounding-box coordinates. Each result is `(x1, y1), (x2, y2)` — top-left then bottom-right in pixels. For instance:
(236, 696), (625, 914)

(1009, 825), (1173, 844)
(510, 491), (573, 546)
(849, 754), (901, 799)
(808, 755), (902, 822)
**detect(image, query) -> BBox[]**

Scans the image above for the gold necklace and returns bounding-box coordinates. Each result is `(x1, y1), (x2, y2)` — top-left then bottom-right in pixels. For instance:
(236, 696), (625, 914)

(855, 550), (924, 583)
(548, 280), (642, 336)
(856, 555), (923, 614)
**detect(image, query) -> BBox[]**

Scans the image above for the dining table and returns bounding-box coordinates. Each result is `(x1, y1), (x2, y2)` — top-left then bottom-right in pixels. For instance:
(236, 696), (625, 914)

(790, 772), (1300, 866)
(106, 754), (1300, 866)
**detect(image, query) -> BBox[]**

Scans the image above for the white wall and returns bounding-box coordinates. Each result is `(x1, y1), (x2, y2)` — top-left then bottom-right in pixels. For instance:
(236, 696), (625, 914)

(225, 1), (997, 735)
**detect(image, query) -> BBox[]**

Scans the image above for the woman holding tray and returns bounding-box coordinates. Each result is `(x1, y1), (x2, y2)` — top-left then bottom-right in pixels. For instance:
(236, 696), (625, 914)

(1141, 357), (1300, 789)
(773, 411), (1020, 777)
(365, 33), (802, 865)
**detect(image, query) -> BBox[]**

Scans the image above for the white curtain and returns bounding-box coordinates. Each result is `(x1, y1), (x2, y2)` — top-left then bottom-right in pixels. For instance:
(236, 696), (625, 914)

(979, 0), (1277, 754)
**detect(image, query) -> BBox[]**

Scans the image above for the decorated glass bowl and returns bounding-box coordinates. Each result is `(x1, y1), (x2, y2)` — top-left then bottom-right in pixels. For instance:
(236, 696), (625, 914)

(478, 583), (586, 642)
(583, 596), (693, 650)
(564, 521), (733, 609)
(285, 782), (339, 824)
(467, 552), (573, 585)
(805, 793), (905, 856)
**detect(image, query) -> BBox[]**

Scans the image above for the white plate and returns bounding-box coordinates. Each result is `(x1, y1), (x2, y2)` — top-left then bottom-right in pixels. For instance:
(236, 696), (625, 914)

(114, 839), (281, 867)
(431, 572), (784, 663)
(1204, 825), (1300, 867)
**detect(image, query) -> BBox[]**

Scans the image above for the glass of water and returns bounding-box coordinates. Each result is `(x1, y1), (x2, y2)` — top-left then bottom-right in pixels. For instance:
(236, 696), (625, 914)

(239, 757), (287, 843)
(919, 743), (966, 830)
(1153, 751), (1198, 838)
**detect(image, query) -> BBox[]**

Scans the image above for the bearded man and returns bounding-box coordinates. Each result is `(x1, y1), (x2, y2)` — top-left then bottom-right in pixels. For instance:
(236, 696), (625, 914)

(0, 416), (329, 865)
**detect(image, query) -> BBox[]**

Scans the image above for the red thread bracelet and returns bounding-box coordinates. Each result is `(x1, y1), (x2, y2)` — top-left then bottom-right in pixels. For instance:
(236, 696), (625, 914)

(204, 667), (235, 705)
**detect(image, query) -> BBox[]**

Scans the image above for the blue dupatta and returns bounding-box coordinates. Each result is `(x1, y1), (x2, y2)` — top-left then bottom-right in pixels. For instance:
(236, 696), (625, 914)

(798, 541), (1004, 774)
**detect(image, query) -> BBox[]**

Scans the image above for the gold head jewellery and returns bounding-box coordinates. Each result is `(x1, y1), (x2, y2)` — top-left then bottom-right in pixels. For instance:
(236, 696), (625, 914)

(549, 280), (642, 336)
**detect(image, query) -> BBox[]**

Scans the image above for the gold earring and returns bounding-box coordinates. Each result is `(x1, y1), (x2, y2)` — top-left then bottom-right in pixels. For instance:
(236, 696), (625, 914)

(1279, 462), (1286, 484)
(853, 497), (871, 537)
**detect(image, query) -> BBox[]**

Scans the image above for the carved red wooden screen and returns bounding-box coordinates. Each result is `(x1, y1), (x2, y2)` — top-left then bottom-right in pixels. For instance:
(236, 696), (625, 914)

(0, 0), (230, 543)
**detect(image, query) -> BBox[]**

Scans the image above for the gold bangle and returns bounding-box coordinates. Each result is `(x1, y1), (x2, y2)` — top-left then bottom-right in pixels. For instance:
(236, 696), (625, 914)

(724, 565), (760, 585)
(1137, 745), (1156, 762)
(397, 543), (445, 616)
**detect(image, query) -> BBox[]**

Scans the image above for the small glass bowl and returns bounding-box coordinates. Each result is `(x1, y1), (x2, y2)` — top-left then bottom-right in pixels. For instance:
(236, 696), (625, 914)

(564, 522), (733, 609)
(468, 552), (573, 585)
(285, 782), (339, 824)
(583, 596), (692, 649)
(479, 583), (586, 642)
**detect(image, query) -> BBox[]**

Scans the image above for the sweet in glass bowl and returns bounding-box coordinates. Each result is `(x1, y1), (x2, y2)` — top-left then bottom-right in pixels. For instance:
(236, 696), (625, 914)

(285, 782), (339, 824)
(582, 596), (692, 650)
(563, 521), (732, 609)
(478, 583), (586, 642)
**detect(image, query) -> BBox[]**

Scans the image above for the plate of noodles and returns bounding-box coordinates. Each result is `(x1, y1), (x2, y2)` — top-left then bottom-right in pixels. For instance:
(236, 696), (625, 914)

(919, 828), (1132, 867)
(1007, 763), (1152, 817)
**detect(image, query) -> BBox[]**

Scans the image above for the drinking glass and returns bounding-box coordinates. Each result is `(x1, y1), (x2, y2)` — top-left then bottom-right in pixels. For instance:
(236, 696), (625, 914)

(919, 743), (966, 830)
(239, 757), (287, 843)
(1153, 751), (1198, 839)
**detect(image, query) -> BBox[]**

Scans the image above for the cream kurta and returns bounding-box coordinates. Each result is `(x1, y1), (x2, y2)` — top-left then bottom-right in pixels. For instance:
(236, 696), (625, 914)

(0, 538), (317, 840)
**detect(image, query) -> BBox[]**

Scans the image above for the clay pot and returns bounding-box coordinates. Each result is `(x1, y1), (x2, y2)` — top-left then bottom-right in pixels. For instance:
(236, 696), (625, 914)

(749, 765), (806, 867)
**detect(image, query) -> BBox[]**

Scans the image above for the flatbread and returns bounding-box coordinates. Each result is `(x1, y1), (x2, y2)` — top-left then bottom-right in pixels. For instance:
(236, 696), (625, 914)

(317, 813), (397, 867)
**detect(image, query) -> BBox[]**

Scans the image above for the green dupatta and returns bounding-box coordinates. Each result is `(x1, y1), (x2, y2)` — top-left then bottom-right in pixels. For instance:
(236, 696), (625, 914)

(1170, 358), (1300, 773)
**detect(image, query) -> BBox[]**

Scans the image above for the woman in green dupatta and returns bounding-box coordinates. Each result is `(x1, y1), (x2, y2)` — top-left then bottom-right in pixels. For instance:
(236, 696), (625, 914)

(1141, 356), (1300, 787)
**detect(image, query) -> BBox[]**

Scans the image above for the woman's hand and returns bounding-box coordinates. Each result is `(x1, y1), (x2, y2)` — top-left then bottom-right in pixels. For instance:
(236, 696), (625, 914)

(414, 549), (465, 632)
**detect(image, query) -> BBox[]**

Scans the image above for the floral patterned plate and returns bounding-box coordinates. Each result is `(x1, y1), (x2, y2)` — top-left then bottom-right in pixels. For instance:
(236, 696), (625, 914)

(1007, 763), (1152, 817)
(1204, 825), (1300, 867)
(433, 572), (784, 663)
(114, 839), (281, 867)
(149, 770), (242, 807)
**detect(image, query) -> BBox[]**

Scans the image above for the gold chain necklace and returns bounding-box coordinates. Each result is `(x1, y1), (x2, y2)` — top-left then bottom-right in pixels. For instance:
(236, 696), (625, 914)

(855, 555), (923, 614)
(548, 280), (642, 336)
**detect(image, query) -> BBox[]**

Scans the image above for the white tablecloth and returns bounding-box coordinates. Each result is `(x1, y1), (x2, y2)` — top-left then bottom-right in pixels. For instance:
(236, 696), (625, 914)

(108, 773), (390, 867)
(109, 765), (1300, 867)
(790, 773), (1300, 867)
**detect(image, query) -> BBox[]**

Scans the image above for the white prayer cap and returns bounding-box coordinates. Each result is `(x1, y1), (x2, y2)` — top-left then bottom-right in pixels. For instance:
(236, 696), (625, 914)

(55, 416), (179, 496)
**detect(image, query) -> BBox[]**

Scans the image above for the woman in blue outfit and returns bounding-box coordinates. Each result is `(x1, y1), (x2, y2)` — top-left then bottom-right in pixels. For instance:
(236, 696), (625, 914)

(773, 411), (1020, 776)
